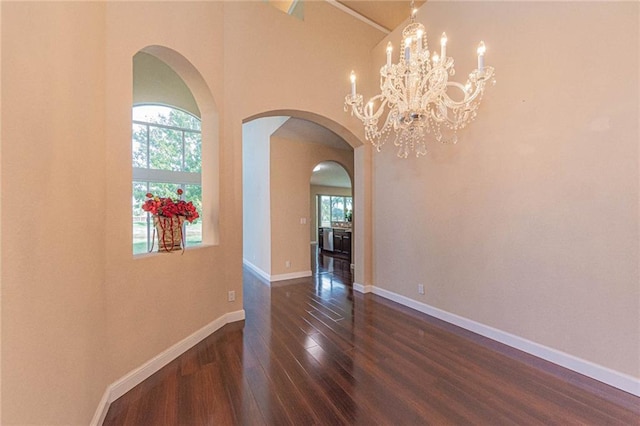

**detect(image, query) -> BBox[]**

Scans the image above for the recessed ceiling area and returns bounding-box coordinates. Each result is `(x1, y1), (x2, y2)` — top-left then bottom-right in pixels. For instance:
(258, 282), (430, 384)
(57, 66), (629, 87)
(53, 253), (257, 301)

(311, 161), (351, 188)
(272, 117), (352, 151)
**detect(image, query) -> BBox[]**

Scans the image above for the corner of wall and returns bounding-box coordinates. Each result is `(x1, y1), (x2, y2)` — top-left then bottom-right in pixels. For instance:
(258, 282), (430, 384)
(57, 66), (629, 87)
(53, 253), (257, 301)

(92, 310), (246, 425)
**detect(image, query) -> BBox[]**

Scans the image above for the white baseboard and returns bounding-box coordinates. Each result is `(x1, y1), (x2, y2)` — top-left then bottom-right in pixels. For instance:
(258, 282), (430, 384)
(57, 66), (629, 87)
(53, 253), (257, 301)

(91, 309), (246, 426)
(91, 388), (111, 426)
(243, 259), (311, 283)
(242, 258), (271, 283)
(352, 282), (372, 293)
(270, 270), (312, 282)
(225, 309), (246, 323)
(370, 285), (640, 397)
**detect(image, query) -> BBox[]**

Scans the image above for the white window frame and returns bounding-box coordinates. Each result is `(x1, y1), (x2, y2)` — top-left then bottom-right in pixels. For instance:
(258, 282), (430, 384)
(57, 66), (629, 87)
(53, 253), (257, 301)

(132, 106), (202, 254)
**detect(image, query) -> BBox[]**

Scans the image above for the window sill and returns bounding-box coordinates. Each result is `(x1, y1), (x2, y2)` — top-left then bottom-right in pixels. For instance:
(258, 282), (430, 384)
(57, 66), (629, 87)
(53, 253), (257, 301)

(133, 243), (216, 259)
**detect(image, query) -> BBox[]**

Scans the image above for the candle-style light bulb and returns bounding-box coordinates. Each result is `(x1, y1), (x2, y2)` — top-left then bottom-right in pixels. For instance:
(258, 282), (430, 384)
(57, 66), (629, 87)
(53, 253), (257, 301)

(386, 42), (393, 67)
(440, 32), (447, 59)
(404, 37), (412, 62)
(477, 41), (486, 56)
(367, 101), (374, 116)
(416, 30), (423, 53)
(477, 41), (486, 70)
(350, 71), (356, 96)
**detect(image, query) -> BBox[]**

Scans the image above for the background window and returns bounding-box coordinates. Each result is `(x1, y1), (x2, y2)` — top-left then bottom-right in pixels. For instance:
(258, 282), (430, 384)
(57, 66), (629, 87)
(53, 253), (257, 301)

(132, 105), (202, 254)
(319, 195), (352, 227)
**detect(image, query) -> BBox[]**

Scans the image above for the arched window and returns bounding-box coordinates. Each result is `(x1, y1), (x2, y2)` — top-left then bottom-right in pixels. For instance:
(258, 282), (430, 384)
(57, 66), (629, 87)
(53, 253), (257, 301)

(132, 104), (202, 254)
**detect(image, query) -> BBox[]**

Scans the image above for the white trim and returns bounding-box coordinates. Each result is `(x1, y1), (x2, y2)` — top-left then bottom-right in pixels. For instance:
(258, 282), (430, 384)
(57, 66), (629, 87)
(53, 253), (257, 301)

(287, 0), (300, 15)
(91, 310), (245, 426)
(242, 258), (271, 283)
(324, 0), (390, 34)
(132, 167), (201, 185)
(370, 285), (640, 397)
(270, 270), (312, 282)
(352, 282), (372, 293)
(225, 309), (246, 323)
(90, 389), (111, 426)
(243, 259), (311, 283)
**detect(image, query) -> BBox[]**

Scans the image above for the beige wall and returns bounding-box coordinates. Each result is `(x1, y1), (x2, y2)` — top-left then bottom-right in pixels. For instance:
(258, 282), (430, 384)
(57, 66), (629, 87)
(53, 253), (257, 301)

(310, 184), (353, 242)
(353, 145), (374, 287)
(0, 0), (2, 423)
(1, 3), (108, 424)
(242, 116), (289, 275)
(0, 1), (378, 423)
(103, 0), (227, 391)
(1, 2), (4, 422)
(372, 2), (640, 378)
(270, 137), (354, 276)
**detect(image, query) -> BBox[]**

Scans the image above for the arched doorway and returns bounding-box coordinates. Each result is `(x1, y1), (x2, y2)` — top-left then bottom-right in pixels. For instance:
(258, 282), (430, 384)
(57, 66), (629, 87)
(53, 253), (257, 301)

(241, 115), (355, 283)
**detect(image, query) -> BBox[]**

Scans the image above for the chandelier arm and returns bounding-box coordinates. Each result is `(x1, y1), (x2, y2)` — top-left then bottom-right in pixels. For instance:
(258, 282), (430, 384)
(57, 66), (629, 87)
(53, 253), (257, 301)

(441, 81), (481, 107)
(345, 94), (367, 122)
(380, 69), (400, 93)
(428, 96), (469, 127)
(380, 81), (404, 111)
(345, 94), (392, 146)
(416, 67), (449, 110)
(348, 95), (388, 121)
(365, 95), (388, 120)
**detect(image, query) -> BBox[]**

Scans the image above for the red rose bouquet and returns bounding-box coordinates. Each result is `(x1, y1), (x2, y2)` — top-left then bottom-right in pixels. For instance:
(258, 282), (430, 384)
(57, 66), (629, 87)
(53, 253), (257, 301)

(141, 189), (199, 253)
(141, 188), (200, 222)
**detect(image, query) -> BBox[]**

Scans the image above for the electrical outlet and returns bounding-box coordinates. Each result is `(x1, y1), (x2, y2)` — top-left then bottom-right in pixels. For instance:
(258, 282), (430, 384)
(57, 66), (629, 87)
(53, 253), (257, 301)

(228, 291), (235, 302)
(285, 260), (291, 268)
(418, 284), (425, 295)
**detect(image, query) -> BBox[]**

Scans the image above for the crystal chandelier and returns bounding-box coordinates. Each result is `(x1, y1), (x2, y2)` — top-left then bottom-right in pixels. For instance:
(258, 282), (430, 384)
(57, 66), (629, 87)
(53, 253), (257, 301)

(344, 2), (495, 158)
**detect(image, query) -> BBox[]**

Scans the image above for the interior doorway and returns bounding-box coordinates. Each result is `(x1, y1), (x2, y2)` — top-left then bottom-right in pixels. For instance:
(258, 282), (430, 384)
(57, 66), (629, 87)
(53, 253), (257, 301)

(310, 161), (353, 283)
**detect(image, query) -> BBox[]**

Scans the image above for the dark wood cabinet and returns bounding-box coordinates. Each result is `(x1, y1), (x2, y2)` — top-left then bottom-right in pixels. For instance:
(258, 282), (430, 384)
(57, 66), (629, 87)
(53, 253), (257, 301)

(332, 229), (351, 260)
(333, 232), (343, 253)
(341, 232), (351, 257)
(319, 227), (351, 261)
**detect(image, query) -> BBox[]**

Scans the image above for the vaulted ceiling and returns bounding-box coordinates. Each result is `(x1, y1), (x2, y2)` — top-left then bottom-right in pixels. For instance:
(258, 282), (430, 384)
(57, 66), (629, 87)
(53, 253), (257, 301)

(337, 1), (426, 32)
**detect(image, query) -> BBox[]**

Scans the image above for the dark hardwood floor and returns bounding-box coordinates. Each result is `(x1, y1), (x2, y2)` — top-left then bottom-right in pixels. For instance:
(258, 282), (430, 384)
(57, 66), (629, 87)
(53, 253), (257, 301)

(312, 244), (353, 283)
(104, 253), (640, 425)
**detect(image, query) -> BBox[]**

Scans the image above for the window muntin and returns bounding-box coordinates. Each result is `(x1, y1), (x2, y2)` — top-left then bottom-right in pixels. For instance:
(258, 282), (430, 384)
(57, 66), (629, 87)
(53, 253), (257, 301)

(132, 105), (202, 254)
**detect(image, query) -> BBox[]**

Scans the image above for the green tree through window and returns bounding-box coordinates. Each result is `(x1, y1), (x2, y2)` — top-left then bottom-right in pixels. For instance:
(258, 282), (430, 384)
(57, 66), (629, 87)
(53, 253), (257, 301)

(319, 195), (352, 227)
(132, 105), (202, 254)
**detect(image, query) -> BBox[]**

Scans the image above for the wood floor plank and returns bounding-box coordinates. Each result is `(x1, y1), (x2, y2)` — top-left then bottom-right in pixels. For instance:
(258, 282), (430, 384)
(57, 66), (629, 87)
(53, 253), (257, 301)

(214, 329), (265, 426)
(265, 308), (374, 424)
(104, 251), (640, 425)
